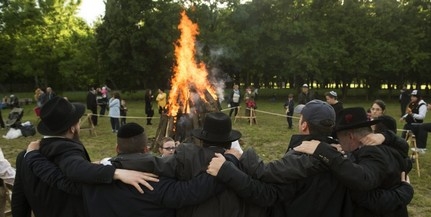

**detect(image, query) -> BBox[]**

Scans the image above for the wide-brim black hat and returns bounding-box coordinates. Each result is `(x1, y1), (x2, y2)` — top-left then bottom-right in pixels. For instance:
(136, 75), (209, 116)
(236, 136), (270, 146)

(192, 112), (242, 143)
(335, 107), (380, 132)
(37, 97), (85, 135)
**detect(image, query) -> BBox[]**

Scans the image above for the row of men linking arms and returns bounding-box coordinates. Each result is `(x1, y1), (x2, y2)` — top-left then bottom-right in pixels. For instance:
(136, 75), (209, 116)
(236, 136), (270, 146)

(11, 96), (412, 217)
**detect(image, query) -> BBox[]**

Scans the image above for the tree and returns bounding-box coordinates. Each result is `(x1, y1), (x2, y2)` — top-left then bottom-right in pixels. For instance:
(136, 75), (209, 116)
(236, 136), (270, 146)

(2, 0), (97, 91)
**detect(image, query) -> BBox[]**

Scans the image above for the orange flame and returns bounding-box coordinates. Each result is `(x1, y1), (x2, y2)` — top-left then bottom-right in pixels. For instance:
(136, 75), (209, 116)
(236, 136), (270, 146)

(168, 11), (217, 117)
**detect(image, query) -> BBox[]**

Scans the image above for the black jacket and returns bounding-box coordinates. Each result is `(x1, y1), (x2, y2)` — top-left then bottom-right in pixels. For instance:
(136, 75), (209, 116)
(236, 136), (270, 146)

(111, 143), (259, 217)
(12, 138), (116, 217)
(234, 134), (412, 217)
(83, 171), (223, 217)
(222, 135), (352, 217)
(313, 137), (411, 217)
(86, 91), (97, 110)
(297, 92), (314, 105)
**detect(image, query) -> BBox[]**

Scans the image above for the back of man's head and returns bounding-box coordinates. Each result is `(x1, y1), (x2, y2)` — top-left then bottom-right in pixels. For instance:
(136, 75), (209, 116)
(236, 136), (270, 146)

(301, 100), (335, 135)
(117, 122), (148, 154)
(191, 112), (242, 149)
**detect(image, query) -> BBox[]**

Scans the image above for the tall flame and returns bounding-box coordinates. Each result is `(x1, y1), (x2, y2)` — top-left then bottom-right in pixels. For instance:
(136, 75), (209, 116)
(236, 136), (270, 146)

(168, 11), (217, 117)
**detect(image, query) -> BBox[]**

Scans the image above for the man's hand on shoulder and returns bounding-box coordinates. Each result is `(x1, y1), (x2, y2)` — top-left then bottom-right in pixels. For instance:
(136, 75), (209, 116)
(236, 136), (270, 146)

(294, 140), (320, 155)
(26, 140), (40, 154)
(114, 169), (159, 194)
(225, 148), (242, 160)
(207, 153), (226, 177)
(361, 133), (385, 146)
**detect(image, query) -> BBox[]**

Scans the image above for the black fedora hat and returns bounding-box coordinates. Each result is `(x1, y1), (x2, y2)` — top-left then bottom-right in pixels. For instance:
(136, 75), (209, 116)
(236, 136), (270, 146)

(37, 97), (85, 135)
(192, 112), (241, 143)
(335, 107), (380, 132)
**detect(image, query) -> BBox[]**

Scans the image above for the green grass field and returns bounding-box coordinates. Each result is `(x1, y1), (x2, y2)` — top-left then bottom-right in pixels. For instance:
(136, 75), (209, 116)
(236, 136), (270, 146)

(1, 96), (430, 216)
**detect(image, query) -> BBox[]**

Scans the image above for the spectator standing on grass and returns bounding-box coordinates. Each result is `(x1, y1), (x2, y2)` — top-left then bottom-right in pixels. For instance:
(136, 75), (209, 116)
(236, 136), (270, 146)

(244, 86), (256, 123)
(144, 89), (154, 125)
(325, 91), (343, 117)
(39, 87), (56, 106)
(109, 92), (121, 133)
(120, 99), (128, 127)
(399, 85), (410, 117)
(156, 88), (167, 115)
(45, 87), (56, 101)
(34, 88), (44, 108)
(229, 84), (241, 118)
(86, 87), (98, 126)
(297, 84), (314, 105)
(283, 93), (294, 129)
(98, 87), (108, 116)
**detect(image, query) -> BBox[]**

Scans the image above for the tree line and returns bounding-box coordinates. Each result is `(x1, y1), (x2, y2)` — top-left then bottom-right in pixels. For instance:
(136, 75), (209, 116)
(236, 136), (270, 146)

(1, 0), (430, 98)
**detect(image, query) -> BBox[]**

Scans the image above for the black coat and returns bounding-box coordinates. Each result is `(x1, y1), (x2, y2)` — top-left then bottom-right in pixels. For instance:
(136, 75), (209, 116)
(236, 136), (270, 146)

(83, 171), (223, 217)
(283, 99), (294, 115)
(225, 135), (352, 217)
(313, 137), (411, 217)
(144, 94), (154, 115)
(111, 143), (258, 217)
(12, 138), (116, 217)
(86, 91), (97, 111)
(297, 92), (314, 105)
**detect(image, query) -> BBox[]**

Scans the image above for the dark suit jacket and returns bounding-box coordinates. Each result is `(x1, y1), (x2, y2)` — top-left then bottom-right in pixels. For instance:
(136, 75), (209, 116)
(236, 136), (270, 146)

(13, 138), (116, 217)
(12, 151), (85, 217)
(86, 91), (97, 111)
(83, 173), (222, 217)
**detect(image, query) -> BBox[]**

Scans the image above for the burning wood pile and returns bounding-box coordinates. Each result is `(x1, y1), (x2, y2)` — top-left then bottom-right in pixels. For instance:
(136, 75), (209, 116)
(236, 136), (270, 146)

(155, 11), (221, 143)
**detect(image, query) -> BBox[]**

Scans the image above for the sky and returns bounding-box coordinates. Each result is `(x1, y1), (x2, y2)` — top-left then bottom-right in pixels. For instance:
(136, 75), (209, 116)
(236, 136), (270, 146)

(77, 0), (105, 25)
(76, 0), (252, 25)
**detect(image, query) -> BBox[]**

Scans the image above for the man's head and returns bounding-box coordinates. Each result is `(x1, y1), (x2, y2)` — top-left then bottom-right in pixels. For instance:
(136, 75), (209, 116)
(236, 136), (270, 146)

(325, 91), (338, 105)
(298, 100), (335, 136)
(191, 112), (241, 149)
(288, 93), (294, 99)
(335, 107), (380, 152)
(410, 89), (421, 102)
(37, 97), (85, 138)
(301, 84), (309, 94)
(374, 115), (397, 134)
(116, 122), (148, 154)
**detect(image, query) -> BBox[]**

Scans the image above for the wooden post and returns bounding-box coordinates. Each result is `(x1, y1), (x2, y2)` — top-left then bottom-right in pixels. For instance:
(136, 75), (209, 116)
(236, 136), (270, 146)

(408, 131), (420, 177)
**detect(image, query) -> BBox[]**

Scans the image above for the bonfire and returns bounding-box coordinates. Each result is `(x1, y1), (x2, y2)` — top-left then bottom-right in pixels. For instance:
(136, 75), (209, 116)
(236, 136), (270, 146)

(155, 11), (221, 143)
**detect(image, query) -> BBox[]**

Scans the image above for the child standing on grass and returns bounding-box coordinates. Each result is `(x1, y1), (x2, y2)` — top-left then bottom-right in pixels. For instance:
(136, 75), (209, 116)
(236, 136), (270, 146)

(120, 99), (128, 127)
(284, 93), (294, 129)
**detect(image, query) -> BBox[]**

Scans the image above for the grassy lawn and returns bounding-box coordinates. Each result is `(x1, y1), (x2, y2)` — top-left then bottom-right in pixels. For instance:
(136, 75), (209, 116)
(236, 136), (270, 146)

(1, 95), (430, 216)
